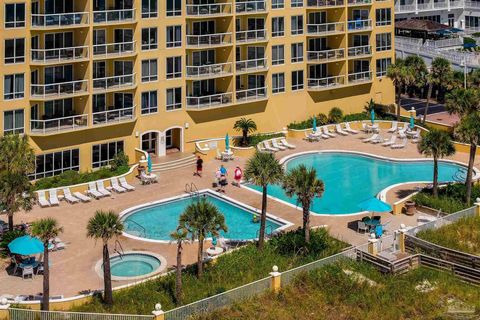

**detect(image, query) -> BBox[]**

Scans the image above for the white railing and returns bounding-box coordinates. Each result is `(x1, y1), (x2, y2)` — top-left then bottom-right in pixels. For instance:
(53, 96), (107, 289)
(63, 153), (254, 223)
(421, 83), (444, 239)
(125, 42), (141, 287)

(347, 45), (372, 57)
(31, 12), (89, 28)
(395, 36), (423, 47)
(348, 0), (372, 5)
(394, 3), (416, 11)
(9, 308), (153, 320)
(31, 46), (89, 63)
(186, 62), (232, 77)
(31, 80), (88, 98)
(92, 106), (136, 125)
(307, 22), (344, 35)
(347, 19), (372, 31)
(424, 38), (463, 48)
(464, 0), (480, 7)
(406, 206), (476, 236)
(93, 9), (136, 24)
(348, 70), (372, 83)
(93, 74), (136, 90)
(186, 92), (233, 110)
(236, 86), (268, 102)
(307, 0), (344, 7)
(235, 29), (268, 43)
(307, 48), (345, 62)
(236, 57), (268, 72)
(30, 114), (88, 134)
(308, 75), (345, 89)
(186, 32), (232, 47)
(450, 0), (464, 7)
(186, 3), (232, 15)
(235, 0), (267, 13)
(93, 41), (136, 58)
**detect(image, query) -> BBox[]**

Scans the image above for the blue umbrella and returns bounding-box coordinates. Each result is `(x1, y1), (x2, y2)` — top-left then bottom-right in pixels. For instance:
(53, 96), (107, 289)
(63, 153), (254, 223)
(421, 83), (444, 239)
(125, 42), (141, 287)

(312, 117), (317, 132)
(370, 109), (375, 125)
(225, 133), (230, 151)
(410, 113), (415, 130)
(147, 154), (152, 173)
(8, 235), (44, 255)
(358, 197), (392, 213)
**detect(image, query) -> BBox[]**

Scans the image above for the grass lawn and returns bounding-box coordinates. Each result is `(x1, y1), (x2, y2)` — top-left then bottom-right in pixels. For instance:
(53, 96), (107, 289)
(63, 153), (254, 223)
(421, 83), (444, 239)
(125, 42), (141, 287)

(417, 215), (480, 256)
(73, 229), (347, 315)
(196, 262), (480, 320)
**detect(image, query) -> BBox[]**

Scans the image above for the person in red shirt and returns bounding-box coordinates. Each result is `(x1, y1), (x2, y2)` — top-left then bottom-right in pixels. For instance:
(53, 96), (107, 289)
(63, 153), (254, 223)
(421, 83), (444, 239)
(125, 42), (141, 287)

(233, 166), (243, 187)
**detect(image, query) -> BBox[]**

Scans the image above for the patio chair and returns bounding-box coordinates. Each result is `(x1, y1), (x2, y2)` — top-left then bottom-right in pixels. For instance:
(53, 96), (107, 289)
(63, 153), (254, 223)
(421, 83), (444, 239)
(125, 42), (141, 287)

(48, 189), (60, 206)
(391, 138), (407, 149)
(119, 177), (135, 191)
(11, 256), (21, 274)
(357, 221), (369, 233)
(382, 135), (396, 147)
(411, 130), (421, 143)
(215, 148), (223, 160)
(370, 135), (383, 144)
(110, 177), (127, 193)
(37, 191), (50, 208)
(257, 141), (269, 152)
(361, 122), (367, 132)
(87, 182), (103, 199)
(362, 133), (379, 143)
(22, 266), (34, 280)
(304, 131), (316, 142)
(322, 126), (337, 138)
(62, 188), (79, 204)
(382, 220), (391, 234)
(271, 139), (287, 150)
(72, 191), (91, 202)
(279, 138), (296, 149)
(344, 122), (359, 134)
(264, 140), (279, 152)
(96, 180), (111, 197)
(335, 124), (349, 136)
(387, 121), (398, 133)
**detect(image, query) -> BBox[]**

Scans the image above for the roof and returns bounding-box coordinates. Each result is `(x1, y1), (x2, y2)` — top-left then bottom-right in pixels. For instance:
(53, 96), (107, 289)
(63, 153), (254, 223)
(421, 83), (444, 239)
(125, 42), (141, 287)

(395, 19), (452, 32)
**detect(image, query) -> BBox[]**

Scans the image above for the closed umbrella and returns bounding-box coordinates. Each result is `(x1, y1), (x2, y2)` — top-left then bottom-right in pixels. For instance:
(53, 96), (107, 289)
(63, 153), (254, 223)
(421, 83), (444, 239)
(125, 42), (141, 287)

(312, 117), (317, 132)
(370, 109), (375, 125)
(147, 154), (152, 173)
(410, 113), (415, 130)
(8, 235), (44, 255)
(225, 133), (230, 151)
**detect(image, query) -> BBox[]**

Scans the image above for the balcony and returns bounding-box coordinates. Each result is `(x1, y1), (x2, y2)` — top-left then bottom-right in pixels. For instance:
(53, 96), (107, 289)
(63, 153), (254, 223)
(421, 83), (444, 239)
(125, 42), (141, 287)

(93, 74), (136, 91)
(186, 3), (232, 16)
(348, 0), (371, 5)
(347, 45), (372, 57)
(92, 106), (136, 126)
(348, 71), (372, 83)
(307, 0), (344, 7)
(186, 33), (232, 48)
(394, 3), (415, 12)
(93, 41), (136, 59)
(347, 19), (372, 32)
(307, 22), (345, 36)
(307, 49), (345, 63)
(93, 9), (136, 24)
(307, 76), (345, 90)
(186, 92), (233, 110)
(235, 0), (267, 14)
(31, 46), (89, 65)
(31, 12), (89, 29)
(235, 57), (268, 73)
(30, 114), (88, 135)
(186, 63), (233, 78)
(236, 87), (268, 103)
(31, 80), (89, 100)
(236, 29), (268, 43)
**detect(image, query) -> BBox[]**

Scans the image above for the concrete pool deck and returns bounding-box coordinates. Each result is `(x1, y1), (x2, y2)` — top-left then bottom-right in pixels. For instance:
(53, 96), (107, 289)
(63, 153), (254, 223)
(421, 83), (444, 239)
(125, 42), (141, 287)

(1, 132), (478, 299)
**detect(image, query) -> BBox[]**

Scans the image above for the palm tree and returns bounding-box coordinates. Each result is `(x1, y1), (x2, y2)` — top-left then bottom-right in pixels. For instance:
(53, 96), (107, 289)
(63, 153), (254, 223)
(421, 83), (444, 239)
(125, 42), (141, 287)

(387, 58), (414, 120)
(445, 88), (480, 116)
(0, 172), (34, 231)
(404, 55), (428, 97)
(170, 227), (189, 305)
(233, 118), (257, 147)
(30, 218), (63, 311)
(86, 210), (124, 305)
(418, 129), (456, 197)
(282, 165), (324, 243)
(179, 199), (227, 278)
(0, 134), (35, 174)
(422, 58), (453, 124)
(244, 152), (284, 250)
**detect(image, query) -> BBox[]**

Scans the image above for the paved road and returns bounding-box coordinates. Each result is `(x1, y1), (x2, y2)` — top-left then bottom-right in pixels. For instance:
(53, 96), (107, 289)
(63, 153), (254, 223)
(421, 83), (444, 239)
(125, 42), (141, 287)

(400, 97), (446, 116)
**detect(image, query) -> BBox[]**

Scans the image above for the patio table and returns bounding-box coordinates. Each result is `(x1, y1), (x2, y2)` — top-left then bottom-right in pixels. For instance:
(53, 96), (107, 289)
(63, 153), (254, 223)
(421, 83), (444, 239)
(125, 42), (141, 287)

(363, 218), (381, 232)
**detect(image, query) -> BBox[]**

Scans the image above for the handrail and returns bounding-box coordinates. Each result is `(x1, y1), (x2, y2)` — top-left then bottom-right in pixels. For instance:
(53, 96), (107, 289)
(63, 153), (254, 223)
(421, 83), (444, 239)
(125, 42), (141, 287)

(307, 75), (345, 89)
(186, 2), (232, 15)
(93, 8), (136, 23)
(93, 73), (136, 90)
(125, 220), (146, 238)
(235, 57), (268, 72)
(235, 0), (267, 13)
(30, 114), (89, 134)
(30, 80), (89, 98)
(307, 22), (344, 34)
(31, 46), (89, 63)
(347, 45), (372, 57)
(235, 29), (267, 42)
(307, 48), (345, 62)
(92, 106), (136, 125)
(93, 41), (136, 57)
(31, 12), (89, 28)
(114, 240), (125, 259)
(348, 0), (371, 4)
(186, 62), (232, 77)
(186, 32), (232, 47)
(307, 0), (344, 7)
(186, 92), (233, 109)
(347, 19), (372, 30)
(348, 70), (372, 82)
(236, 86), (268, 102)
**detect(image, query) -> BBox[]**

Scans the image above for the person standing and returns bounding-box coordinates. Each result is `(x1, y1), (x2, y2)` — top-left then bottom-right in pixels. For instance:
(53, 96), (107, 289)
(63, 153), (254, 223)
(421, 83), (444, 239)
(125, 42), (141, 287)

(195, 156), (203, 177)
(233, 166), (243, 187)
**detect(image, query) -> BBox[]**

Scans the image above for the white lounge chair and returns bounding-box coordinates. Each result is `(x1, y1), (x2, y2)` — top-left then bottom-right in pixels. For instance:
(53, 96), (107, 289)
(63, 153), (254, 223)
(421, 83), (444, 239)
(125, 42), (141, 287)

(271, 139), (287, 150)
(344, 123), (359, 134)
(361, 122), (368, 132)
(48, 189), (60, 206)
(62, 188), (79, 204)
(279, 138), (295, 149)
(119, 177), (135, 191)
(37, 191), (50, 208)
(264, 140), (279, 152)
(335, 124), (349, 136)
(110, 178), (127, 193)
(362, 134), (379, 143)
(87, 182), (103, 199)
(411, 130), (421, 143)
(322, 126), (336, 138)
(215, 148), (222, 160)
(382, 135), (396, 147)
(257, 142), (269, 152)
(391, 138), (407, 149)
(140, 171), (158, 184)
(96, 180), (111, 197)
(370, 135), (383, 144)
(387, 122), (398, 133)
(72, 191), (91, 202)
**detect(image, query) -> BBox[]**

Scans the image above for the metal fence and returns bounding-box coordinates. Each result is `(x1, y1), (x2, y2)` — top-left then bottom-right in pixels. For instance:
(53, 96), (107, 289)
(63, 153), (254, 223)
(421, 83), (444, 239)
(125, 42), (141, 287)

(9, 309), (153, 320)
(406, 206), (476, 236)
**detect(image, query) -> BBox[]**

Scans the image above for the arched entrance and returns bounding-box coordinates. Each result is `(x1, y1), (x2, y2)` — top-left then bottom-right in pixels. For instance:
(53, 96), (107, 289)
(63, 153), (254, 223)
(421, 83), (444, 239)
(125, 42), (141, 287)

(141, 131), (159, 155)
(165, 128), (182, 153)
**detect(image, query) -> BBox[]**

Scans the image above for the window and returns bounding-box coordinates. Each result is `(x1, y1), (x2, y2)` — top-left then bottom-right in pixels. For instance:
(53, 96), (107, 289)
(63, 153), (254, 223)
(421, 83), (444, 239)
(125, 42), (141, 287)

(272, 17), (284, 37)
(166, 87), (182, 111)
(272, 0), (284, 9)
(4, 74), (24, 100)
(4, 38), (25, 64)
(5, 3), (25, 28)
(3, 109), (24, 135)
(291, 15), (304, 35)
(142, 0), (158, 18)
(92, 141), (125, 168)
(376, 58), (392, 77)
(142, 28), (158, 50)
(30, 149), (80, 180)
(292, 70), (304, 91)
(167, 57), (182, 79)
(291, 43), (303, 63)
(142, 59), (158, 82)
(141, 91), (158, 114)
(375, 8), (391, 26)
(272, 45), (285, 65)
(272, 73), (285, 94)
(166, 26), (182, 47)
(376, 33), (391, 51)
(291, 0), (304, 8)
(167, 0), (182, 16)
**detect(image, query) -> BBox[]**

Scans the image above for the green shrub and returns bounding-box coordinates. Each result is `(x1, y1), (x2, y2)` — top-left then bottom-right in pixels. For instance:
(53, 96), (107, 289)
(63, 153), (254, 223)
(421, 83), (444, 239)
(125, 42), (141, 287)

(464, 37), (476, 45)
(286, 113), (327, 130)
(234, 133), (285, 147)
(411, 183), (480, 213)
(111, 151), (129, 172)
(328, 107), (343, 123)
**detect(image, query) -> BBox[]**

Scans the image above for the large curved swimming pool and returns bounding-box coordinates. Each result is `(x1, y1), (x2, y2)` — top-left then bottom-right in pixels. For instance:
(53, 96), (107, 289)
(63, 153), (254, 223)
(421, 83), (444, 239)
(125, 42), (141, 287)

(245, 152), (467, 215)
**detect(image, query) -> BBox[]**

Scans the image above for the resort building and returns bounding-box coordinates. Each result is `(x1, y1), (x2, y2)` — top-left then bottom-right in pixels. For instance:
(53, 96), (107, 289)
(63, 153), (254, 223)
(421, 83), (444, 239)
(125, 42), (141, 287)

(0, 0), (394, 176)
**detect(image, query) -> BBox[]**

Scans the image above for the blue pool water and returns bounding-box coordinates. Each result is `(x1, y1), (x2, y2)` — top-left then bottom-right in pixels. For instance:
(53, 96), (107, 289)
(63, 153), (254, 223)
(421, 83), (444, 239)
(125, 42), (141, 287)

(245, 152), (466, 215)
(123, 194), (283, 241)
(109, 254), (161, 278)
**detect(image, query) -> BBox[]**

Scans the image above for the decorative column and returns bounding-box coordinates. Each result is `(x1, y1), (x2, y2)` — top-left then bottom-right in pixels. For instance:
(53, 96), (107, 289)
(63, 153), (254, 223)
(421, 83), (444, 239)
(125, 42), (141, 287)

(152, 303), (165, 320)
(269, 265), (282, 292)
(367, 238), (379, 256)
(0, 298), (10, 320)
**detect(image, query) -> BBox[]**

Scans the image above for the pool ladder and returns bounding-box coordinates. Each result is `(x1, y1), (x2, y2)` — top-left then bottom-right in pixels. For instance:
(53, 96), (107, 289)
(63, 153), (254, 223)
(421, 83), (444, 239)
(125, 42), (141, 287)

(256, 225), (274, 239)
(126, 220), (147, 238)
(113, 240), (125, 260)
(185, 182), (200, 199)
(453, 168), (467, 182)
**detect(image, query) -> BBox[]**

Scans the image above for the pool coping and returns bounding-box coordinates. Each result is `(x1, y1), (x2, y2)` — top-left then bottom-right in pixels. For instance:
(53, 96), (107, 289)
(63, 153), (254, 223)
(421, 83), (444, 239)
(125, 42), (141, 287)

(119, 189), (294, 244)
(242, 150), (478, 217)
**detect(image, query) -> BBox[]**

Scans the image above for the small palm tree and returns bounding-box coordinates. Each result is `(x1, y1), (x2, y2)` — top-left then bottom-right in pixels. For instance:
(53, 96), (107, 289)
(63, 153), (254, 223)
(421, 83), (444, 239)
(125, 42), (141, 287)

(30, 218), (63, 311)
(233, 118), (257, 146)
(282, 165), (324, 243)
(86, 210), (124, 305)
(0, 172), (34, 231)
(328, 107), (343, 123)
(0, 134), (35, 174)
(418, 129), (456, 197)
(422, 58), (453, 124)
(244, 152), (284, 250)
(445, 88), (480, 116)
(170, 227), (189, 305)
(387, 59), (414, 120)
(179, 199), (227, 278)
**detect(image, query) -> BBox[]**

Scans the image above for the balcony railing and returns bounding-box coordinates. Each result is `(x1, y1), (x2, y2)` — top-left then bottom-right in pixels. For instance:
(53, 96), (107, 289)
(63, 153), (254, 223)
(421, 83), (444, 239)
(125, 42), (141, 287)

(307, 0), (344, 7)
(93, 9), (136, 24)
(31, 12), (89, 28)
(187, 92), (233, 110)
(236, 57), (268, 72)
(93, 41), (136, 58)
(235, 0), (267, 13)
(394, 4), (416, 12)
(347, 19), (372, 31)
(186, 62), (233, 77)
(31, 80), (88, 99)
(93, 74), (136, 91)
(347, 45), (371, 57)
(31, 46), (89, 64)
(186, 3), (232, 16)
(307, 48), (345, 62)
(30, 114), (88, 134)
(307, 22), (344, 35)
(236, 87), (268, 102)
(92, 106), (136, 125)
(186, 33), (232, 47)
(348, 70), (372, 83)
(348, 0), (371, 5)
(235, 29), (268, 43)
(307, 76), (345, 90)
